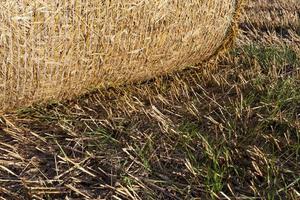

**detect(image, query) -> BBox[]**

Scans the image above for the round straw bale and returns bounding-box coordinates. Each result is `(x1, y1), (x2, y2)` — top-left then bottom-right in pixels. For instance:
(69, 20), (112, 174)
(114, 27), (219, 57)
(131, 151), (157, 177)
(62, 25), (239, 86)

(0, 0), (240, 112)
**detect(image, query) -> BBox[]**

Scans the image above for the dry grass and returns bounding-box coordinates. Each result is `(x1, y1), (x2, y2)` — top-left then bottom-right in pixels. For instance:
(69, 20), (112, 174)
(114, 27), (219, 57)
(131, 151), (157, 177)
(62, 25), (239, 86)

(0, 0), (300, 199)
(0, 0), (238, 112)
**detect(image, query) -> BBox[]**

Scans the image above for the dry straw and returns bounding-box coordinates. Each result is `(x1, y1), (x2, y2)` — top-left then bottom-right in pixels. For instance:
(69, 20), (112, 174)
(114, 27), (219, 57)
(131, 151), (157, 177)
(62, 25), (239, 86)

(0, 0), (240, 112)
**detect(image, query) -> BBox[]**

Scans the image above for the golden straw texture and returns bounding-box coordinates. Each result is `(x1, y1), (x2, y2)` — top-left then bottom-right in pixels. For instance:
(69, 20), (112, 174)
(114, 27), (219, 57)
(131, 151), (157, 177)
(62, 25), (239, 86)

(0, 0), (239, 112)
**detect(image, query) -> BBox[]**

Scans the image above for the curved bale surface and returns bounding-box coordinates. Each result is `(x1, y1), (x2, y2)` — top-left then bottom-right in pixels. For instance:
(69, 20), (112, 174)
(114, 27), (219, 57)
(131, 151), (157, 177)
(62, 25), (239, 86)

(0, 0), (238, 112)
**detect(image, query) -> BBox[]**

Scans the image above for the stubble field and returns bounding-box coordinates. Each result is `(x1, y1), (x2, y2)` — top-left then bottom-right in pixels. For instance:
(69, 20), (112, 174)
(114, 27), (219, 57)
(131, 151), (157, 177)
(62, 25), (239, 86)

(0, 0), (299, 199)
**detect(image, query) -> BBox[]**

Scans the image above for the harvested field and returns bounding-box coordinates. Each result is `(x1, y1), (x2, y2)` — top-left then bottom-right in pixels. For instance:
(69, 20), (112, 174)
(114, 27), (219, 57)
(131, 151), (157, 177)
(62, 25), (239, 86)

(0, 0), (300, 199)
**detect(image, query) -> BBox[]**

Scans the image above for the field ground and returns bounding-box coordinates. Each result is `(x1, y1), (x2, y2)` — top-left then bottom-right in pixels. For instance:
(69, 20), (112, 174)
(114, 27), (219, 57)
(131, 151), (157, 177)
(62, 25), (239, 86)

(0, 0), (299, 199)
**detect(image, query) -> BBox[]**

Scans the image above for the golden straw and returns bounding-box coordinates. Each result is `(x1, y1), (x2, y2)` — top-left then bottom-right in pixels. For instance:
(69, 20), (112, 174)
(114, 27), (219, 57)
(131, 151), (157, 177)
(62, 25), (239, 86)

(0, 0), (240, 112)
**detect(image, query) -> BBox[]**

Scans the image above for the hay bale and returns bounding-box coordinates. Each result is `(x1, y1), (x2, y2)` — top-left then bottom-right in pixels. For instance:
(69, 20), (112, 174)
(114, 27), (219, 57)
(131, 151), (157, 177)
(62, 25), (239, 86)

(0, 0), (239, 112)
